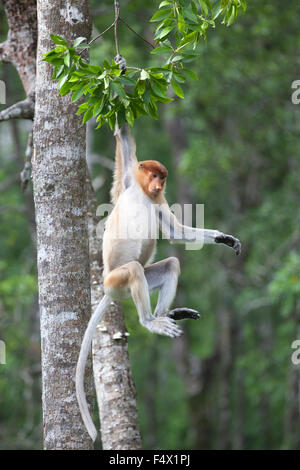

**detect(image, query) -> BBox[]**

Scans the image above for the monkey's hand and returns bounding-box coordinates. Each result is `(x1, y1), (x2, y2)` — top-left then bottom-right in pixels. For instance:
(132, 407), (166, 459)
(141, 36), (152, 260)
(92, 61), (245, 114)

(215, 233), (241, 256)
(168, 308), (200, 321)
(144, 317), (183, 338)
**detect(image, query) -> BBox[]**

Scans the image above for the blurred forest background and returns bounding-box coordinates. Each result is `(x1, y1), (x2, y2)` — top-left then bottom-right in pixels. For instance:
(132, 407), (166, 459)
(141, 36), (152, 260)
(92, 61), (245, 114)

(1, 0), (300, 450)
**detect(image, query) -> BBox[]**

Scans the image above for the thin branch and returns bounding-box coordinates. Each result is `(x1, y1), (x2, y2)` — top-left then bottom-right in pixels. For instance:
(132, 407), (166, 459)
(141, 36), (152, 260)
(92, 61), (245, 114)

(119, 16), (155, 49)
(79, 22), (116, 55)
(21, 130), (33, 191)
(0, 95), (34, 121)
(91, 0), (130, 18)
(81, 2), (155, 57)
(114, 0), (120, 56)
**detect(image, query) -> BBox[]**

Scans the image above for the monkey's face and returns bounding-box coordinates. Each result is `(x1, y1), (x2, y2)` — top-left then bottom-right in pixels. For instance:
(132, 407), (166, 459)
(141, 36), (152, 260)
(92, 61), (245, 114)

(137, 160), (168, 198)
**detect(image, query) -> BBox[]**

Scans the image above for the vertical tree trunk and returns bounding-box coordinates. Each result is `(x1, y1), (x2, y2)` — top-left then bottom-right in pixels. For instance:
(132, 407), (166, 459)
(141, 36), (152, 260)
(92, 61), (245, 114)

(86, 172), (142, 450)
(33, 0), (93, 450)
(217, 307), (232, 449)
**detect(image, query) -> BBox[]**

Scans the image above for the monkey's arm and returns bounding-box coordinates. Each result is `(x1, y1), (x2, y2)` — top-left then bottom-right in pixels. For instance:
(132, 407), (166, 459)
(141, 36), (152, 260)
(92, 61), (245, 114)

(111, 125), (138, 204)
(157, 202), (241, 255)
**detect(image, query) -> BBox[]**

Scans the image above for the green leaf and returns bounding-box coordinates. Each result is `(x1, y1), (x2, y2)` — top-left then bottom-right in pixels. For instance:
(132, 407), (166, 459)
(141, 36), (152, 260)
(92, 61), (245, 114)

(112, 68), (122, 77)
(151, 46), (173, 55)
(82, 107), (93, 124)
(173, 71), (185, 83)
(118, 76), (135, 86)
(70, 82), (82, 91)
(54, 46), (67, 53)
(95, 117), (105, 129)
(108, 114), (116, 130)
(213, 5), (224, 20)
(125, 107), (135, 126)
(241, 0), (247, 11)
(140, 69), (150, 80)
(58, 74), (69, 89)
(151, 73), (164, 79)
(156, 26), (174, 39)
(64, 52), (71, 68)
(75, 43), (90, 49)
(150, 9), (172, 22)
(171, 79), (184, 98)
(152, 95), (173, 103)
(111, 81), (127, 99)
(59, 81), (72, 96)
(75, 102), (89, 115)
(43, 50), (59, 59)
(183, 8), (199, 23)
(137, 80), (146, 95)
(159, 0), (172, 7)
(178, 13), (186, 33)
(93, 97), (105, 117)
(148, 100), (158, 119)
(181, 68), (198, 80)
(150, 80), (167, 99)
(227, 5), (236, 26)
(171, 54), (184, 62)
(131, 101), (147, 117)
(73, 37), (87, 48)
(198, 0), (209, 16)
(143, 89), (152, 105)
(56, 65), (65, 78)
(50, 34), (69, 46)
(71, 87), (85, 103)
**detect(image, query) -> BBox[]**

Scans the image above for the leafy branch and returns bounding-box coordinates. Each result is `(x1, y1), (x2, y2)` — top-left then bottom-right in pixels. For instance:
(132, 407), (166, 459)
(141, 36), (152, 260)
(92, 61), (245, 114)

(43, 0), (247, 129)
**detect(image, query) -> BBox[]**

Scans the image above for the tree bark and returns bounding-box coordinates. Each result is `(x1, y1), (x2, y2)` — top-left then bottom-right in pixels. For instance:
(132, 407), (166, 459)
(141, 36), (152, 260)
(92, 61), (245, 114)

(0, 0), (36, 120)
(32, 0), (93, 450)
(86, 171), (142, 450)
(164, 112), (217, 449)
(217, 307), (232, 450)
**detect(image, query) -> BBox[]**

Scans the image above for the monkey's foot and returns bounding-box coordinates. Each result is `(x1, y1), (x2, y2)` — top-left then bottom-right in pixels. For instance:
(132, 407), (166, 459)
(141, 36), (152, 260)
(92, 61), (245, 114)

(168, 308), (200, 321)
(145, 317), (183, 338)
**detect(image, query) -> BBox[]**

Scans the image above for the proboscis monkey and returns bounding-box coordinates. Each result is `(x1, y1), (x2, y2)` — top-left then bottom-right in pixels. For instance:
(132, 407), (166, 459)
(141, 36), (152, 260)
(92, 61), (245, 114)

(76, 125), (241, 441)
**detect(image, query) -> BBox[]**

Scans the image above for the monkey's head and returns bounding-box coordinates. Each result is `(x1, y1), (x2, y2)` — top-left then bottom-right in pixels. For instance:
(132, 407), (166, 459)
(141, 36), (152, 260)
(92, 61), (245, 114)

(136, 160), (168, 199)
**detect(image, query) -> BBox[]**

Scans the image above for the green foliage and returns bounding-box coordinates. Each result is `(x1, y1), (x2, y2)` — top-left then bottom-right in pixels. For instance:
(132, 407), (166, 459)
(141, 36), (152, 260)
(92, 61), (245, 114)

(43, 0), (246, 129)
(269, 253), (300, 317)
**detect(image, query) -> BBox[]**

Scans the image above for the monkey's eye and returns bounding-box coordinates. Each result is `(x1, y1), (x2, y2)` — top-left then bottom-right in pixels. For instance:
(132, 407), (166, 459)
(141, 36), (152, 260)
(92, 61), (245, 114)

(152, 174), (157, 178)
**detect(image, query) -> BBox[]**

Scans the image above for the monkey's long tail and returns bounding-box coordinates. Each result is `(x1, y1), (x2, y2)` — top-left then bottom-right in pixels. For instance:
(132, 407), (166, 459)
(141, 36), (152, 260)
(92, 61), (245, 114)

(76, 294), (111, 442)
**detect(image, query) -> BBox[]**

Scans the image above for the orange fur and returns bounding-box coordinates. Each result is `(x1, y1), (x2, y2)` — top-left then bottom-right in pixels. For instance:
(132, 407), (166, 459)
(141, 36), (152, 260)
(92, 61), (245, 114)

(104, 266), (130, 289)
(135, 160), (167, 199)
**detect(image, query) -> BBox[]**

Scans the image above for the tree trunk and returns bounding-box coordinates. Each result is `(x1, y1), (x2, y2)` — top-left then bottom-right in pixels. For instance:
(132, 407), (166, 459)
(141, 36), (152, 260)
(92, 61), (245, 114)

(86, 171), (142, 450)
(0, 0), (36, 121)
(217, 307), (232, 450)
(32, 0), (93, 450)
(164, 112), (217, 449)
